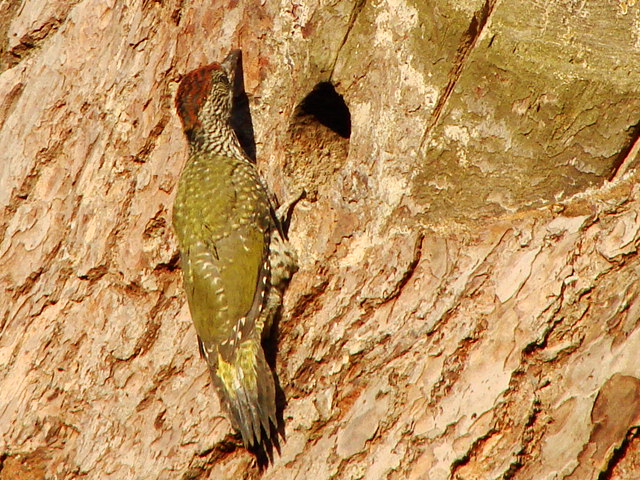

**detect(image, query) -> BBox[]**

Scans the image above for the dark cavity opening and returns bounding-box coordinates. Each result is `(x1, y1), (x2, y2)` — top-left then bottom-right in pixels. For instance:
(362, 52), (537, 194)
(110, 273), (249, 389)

(284, 82), (351, 201)
(296, 82), (351, 139)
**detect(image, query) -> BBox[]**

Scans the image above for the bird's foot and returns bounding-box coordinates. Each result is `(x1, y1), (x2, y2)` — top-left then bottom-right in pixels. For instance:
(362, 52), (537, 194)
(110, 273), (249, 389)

(276, 188), (306, 233)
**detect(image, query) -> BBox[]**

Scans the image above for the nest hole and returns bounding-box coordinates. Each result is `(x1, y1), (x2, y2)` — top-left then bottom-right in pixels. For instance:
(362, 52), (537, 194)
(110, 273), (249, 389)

(284, 82), (351, 200)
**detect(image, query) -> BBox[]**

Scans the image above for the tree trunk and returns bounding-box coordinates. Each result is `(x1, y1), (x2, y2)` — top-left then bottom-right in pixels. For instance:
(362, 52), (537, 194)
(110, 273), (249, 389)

(1, 1), (639, 479)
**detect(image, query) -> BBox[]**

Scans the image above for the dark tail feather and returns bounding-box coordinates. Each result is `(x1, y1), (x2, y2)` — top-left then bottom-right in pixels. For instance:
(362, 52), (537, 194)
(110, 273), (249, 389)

(210, 346), (276, 449)
(255, 347), (277, 432)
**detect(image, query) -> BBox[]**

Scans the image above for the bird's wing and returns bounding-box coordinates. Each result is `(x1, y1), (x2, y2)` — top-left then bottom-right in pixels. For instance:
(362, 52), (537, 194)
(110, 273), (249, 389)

(184, 220), (267, 344)
(181, 157), (269, 339)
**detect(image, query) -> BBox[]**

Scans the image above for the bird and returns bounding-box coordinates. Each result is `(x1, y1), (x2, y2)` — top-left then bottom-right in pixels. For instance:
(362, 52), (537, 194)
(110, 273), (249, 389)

(172, 57), (297, 450)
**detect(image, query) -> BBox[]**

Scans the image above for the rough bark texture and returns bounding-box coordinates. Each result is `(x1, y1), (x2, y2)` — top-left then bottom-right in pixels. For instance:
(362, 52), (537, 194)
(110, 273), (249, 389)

(1, 1), (640, 479)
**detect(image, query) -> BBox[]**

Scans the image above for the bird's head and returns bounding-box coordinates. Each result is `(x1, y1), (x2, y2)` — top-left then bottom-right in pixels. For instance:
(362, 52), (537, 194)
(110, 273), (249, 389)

(175, 63), (233, 144)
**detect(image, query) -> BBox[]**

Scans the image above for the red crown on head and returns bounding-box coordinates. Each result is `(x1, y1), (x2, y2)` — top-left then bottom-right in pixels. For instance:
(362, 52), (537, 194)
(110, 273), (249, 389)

(175, 63), (226, 138)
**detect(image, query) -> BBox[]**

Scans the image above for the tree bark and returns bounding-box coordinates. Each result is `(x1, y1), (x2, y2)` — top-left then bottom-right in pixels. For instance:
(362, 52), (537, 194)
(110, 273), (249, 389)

(1, 1), (639, 479)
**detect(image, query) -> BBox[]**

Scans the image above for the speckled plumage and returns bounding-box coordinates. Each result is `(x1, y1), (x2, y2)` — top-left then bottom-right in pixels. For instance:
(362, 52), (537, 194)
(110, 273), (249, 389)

(172, 62), (296, 448)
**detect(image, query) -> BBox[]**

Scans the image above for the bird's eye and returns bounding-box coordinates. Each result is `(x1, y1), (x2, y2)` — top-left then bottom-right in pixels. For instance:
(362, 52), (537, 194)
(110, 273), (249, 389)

(214, 72), (230, 86)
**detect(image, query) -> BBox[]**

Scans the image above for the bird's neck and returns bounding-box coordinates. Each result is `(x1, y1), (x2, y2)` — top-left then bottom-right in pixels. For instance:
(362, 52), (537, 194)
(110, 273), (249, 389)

(191, 117), (247, 160)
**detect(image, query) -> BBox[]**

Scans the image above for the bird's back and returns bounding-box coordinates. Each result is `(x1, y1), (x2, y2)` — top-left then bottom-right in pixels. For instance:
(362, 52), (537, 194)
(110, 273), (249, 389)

(173, 149), (271, 342)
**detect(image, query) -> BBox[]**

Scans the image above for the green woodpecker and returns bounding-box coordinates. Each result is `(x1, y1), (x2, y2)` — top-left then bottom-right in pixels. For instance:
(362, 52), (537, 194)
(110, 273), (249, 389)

(172, 60), (297, 448)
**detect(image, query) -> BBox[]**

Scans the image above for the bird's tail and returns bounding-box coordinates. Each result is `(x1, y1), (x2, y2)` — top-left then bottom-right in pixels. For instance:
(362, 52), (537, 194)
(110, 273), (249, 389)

(210, 340), (277, 448)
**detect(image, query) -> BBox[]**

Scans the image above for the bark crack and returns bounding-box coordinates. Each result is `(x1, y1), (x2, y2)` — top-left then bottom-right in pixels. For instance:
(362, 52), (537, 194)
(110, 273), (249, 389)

(362, 232), (424, 312)
(329, 0), (367, 79)
(611, 119), (640, 181)
(424, 227), (510, 340)
(1, 0), (81, 69)
(132, 116), (169, 163)
(449, 427), (499, 477)
(597, 426), (640, 480)
(419, 0), (499, 152)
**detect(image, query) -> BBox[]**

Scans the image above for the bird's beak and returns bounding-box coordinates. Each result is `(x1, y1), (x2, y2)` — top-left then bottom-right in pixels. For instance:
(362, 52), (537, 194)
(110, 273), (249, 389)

(222, 49), (242, 96)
